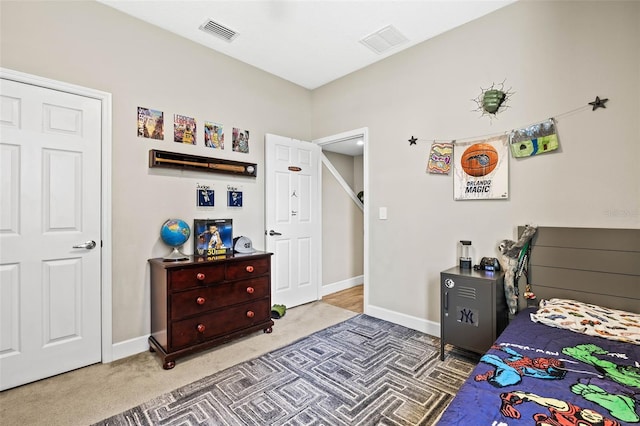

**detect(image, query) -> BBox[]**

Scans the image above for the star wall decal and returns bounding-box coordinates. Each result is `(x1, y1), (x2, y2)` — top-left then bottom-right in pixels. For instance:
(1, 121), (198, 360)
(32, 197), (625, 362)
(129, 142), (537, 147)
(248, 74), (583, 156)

(588, 96), (608, 111)
(408, 136), (417, 146)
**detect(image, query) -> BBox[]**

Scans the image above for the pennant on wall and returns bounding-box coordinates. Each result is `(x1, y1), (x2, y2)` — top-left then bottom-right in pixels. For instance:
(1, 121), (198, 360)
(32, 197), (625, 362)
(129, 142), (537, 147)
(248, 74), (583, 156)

(509, 119), (559, 158)
(453, 135), (509, 200)
(427, 142), (454, 174)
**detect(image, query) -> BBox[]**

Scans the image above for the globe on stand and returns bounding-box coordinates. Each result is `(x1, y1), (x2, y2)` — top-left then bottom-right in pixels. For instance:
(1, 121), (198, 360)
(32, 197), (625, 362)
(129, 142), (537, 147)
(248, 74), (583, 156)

(160, 219), (190, 261)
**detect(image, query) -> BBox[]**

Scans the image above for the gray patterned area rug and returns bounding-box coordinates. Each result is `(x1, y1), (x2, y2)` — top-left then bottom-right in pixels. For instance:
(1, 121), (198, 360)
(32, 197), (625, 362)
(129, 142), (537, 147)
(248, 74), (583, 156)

(95, 314), (478, 426)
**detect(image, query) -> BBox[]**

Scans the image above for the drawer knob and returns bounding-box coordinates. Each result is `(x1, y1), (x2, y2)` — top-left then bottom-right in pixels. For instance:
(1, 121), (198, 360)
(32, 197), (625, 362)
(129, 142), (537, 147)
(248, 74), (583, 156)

(245, 265), (254, 273)
(196, 273), (205, 281)
(246, 287), (255, 294)
(196, 323), (206, 333)
(196, 297), (206, 305)
(246, 310), (255, 318)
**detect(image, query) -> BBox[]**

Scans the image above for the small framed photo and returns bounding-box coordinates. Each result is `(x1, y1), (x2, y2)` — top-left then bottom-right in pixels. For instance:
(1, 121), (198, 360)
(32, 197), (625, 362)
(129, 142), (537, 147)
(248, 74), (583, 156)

(232, 128), (249, 153)
(174, 114), (196, 145)
(227, 190), (243, 207)
(137, 107), (164, 140)
(197, 188), (215, 207)
(193, 219), (233, 256)
(204, 121), (224, 149)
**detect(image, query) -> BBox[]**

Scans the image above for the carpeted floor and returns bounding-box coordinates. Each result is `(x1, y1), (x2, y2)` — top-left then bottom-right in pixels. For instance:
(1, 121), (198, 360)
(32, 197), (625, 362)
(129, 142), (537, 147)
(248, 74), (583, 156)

(95, 314), (478, 426)
(0, 301), (357, 426)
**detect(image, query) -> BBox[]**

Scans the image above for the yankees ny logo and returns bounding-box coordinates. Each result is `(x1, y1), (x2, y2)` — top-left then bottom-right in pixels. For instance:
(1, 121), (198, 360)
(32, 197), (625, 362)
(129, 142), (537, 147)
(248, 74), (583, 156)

(459, 308), (475, 325)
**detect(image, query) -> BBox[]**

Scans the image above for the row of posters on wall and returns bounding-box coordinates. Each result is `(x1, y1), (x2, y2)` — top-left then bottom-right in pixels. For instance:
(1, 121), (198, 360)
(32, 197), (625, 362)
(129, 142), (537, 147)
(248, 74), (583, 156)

(426, 119), (559, 200)
(137, 106), (250, 153)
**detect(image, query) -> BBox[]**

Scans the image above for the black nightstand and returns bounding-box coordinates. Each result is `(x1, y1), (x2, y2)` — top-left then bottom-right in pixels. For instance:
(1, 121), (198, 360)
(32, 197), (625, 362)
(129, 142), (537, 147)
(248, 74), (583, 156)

(440, 266), (508, 360)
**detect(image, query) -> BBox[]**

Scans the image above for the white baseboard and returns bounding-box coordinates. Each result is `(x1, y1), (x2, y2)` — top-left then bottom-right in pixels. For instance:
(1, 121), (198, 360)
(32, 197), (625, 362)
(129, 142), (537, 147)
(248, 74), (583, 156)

(110, 334), (150, 361)
(108, 276), (363, 362)
(107, 301), (441, 363)
(321, 275), (363, 296)
(365, 304), (441, 338)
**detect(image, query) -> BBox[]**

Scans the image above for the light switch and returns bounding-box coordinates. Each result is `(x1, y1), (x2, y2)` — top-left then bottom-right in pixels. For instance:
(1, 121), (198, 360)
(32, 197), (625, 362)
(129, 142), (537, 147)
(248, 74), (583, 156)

(379, 207), (388, 220)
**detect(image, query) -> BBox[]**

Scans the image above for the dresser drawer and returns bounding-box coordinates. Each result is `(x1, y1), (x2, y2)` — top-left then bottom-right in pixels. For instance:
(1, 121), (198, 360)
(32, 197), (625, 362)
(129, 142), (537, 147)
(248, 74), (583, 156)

(226, 257), (270, 280)
(170, 277), (270, 320)
(170, 298), (271, 350)
(168, 264), (225, 291)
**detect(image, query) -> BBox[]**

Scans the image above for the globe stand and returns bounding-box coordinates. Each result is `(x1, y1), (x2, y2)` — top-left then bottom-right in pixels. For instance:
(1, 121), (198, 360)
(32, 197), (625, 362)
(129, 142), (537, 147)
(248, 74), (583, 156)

(163, 246), (188, 262)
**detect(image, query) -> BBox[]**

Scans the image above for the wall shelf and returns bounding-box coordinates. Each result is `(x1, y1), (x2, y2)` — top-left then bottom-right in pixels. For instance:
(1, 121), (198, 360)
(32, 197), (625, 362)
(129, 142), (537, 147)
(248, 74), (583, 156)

(149, 149), (257, 177)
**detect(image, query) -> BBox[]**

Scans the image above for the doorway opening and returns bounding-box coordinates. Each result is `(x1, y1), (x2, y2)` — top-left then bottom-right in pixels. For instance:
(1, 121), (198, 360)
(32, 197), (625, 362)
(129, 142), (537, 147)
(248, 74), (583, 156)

(313, 128), (369, 314)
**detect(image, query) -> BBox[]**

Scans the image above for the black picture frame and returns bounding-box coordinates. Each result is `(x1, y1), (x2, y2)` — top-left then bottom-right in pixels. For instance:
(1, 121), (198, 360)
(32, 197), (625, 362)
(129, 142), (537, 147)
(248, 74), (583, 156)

(197, 188), (215, 207)
(193, 219), (233, 256)
(227, 190), (243, 207)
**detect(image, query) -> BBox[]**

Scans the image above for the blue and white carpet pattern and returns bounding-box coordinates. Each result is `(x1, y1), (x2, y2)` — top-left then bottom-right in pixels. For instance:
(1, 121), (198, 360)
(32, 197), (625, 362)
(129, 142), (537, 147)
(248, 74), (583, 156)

(96, 314), (477, 425)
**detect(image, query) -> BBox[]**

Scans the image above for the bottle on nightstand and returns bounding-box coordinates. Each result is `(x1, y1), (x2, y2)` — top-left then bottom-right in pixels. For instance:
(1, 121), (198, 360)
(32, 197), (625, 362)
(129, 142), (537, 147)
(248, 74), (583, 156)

(458, 240), (472, 269)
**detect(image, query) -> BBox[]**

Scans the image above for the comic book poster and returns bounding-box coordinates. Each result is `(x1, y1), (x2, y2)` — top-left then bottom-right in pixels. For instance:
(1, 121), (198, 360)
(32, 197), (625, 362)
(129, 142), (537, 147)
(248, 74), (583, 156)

(427, 142), (453, 174)
(204, 121), (224, 149)
(137, 107), (164, 140)
(232, 128), (249, 153)
(174, 114), (196, 145)
(453, 135), (509, 200)
(193, 219), (233, 257)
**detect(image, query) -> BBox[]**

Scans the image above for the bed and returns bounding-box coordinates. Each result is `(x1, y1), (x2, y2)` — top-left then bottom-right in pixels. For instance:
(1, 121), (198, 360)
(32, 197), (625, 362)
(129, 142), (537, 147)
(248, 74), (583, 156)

(437, 226), (640, 425)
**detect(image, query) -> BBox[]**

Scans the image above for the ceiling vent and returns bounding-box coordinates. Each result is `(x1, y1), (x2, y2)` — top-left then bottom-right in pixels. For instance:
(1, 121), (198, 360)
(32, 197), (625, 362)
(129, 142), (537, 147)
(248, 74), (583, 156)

(199, 19), (238, 42)
(360, 25), (408, 54)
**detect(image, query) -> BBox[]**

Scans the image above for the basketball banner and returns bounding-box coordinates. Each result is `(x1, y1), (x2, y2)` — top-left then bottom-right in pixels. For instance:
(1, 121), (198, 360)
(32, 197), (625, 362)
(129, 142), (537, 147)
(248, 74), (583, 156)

(453, 135), (509, 200)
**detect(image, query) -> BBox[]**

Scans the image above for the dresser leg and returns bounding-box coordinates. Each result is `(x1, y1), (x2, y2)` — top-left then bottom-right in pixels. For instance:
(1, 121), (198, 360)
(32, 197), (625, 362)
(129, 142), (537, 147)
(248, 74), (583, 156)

(263, 326), (273, 334)
(163, 360), (176, 370)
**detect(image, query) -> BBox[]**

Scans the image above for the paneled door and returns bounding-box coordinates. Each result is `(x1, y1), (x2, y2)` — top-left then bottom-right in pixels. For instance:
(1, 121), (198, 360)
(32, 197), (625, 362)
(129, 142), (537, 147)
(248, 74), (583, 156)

(0, 79), (102, 390)
(265, 134), (321, 308)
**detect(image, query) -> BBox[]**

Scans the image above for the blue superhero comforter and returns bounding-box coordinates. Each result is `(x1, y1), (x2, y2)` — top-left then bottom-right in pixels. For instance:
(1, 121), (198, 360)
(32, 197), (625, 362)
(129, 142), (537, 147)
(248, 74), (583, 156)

(437, 304), (640, 425)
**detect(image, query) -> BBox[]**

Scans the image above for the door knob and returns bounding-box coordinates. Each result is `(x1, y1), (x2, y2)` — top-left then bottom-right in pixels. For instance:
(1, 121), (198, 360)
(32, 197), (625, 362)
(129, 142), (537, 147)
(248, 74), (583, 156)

(72, 240), (96, 249)
(268, 230), (282, 236)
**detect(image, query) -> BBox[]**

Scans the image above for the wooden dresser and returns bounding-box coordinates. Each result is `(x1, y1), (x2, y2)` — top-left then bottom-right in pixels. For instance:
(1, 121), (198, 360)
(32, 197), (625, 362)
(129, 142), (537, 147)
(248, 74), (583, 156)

(148, 252), (274, 369)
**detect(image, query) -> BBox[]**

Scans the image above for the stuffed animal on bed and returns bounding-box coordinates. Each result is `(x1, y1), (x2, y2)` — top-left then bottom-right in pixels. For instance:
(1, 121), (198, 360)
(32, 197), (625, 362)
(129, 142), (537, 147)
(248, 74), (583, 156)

(498, 225), (538, 315)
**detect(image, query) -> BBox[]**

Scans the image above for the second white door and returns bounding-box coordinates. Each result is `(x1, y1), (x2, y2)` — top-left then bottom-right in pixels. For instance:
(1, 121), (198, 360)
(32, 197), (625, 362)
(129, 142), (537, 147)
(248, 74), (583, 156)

(265, 134), (321, 308)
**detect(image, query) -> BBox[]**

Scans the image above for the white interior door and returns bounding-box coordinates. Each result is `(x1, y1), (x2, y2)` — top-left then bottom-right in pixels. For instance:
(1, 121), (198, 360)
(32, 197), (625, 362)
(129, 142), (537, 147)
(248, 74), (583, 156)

(265, 134), (321, 308)
(0, 79), (102, 390)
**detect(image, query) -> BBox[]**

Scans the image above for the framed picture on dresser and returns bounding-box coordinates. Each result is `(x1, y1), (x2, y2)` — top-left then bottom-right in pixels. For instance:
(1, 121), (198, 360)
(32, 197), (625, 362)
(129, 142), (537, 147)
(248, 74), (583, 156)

(193, 218), (233, 256)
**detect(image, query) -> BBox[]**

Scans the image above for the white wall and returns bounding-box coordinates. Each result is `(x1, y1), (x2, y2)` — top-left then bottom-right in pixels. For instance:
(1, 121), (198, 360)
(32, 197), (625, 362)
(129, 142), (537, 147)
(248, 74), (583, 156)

(321, 152), (364, 290)
(324, 151), (356, 189)
(354, 155), (364, 196)
(0, 0), (312, 344)
(311, 1), (640, 330)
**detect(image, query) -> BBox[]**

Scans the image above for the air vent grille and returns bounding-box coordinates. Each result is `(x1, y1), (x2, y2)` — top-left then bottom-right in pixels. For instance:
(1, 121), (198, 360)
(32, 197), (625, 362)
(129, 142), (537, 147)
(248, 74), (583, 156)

(199, 19), (238, 42)
(457, 286), (477, 300)
(360, 25), (408, 54)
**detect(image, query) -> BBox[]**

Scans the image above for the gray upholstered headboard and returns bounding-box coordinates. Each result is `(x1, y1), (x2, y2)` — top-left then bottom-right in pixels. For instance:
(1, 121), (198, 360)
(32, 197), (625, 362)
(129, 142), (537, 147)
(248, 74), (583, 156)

(517, 226), (640, 313)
